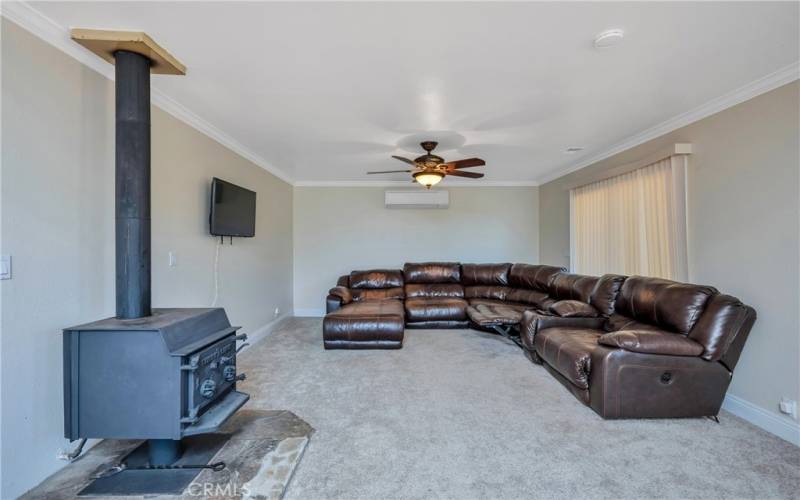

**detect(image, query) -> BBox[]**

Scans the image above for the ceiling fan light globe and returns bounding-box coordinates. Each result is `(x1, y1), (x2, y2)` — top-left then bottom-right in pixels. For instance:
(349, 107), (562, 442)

(413, 172), (443, 188)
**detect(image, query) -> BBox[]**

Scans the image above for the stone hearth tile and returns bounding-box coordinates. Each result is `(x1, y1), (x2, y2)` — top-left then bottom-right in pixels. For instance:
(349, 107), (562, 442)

(21, 410), (312, 500)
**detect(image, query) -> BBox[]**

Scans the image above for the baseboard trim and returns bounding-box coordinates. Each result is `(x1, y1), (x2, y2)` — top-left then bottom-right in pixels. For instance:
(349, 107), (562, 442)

(294, 308), (325, 317)
(722, 394), (800, 446)
(241, 315), (290, 348)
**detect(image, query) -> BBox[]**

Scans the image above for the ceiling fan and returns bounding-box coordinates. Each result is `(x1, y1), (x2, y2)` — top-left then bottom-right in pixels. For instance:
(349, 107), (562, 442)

(367, 141), (486, 188)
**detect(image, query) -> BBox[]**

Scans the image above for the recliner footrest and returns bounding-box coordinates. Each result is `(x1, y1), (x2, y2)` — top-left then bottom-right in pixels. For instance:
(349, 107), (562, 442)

(466, 303), (527, 327)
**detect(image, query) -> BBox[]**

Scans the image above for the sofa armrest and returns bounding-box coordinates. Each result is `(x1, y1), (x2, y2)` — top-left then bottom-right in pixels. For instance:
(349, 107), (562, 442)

(519, 310), (605, 351)
(549, 300), (599, 318)
(329, 286), (352, 304)
(326, 286), (352, 314)
(599, 330), (704, 357)
(588, 345), (731, 419)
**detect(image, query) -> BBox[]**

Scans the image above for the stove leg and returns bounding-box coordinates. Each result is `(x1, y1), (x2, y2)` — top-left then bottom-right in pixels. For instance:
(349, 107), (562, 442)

(147, 439), (182, 465)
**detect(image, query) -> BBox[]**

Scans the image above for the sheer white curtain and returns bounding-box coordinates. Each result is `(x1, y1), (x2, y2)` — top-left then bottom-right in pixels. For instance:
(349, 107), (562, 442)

(570, 155), (688, 280)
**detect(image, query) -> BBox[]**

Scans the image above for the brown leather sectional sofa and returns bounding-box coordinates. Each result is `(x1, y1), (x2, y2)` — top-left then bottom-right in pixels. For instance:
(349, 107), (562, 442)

(323, 262), (756, 419)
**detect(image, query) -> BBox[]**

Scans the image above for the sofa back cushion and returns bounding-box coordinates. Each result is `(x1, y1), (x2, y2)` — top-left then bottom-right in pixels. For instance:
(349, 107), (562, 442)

(605, 313), (663, 333)
(405, 283), (464, 299)
(548, 273), (598, 303)
(504, 288), (552, 308)
(403, 262), (461, 284)
(614, 276), (718, 334)
(351, 287), (405, 302)
(349, 269), (404, 289)
(589, 274), (627, 316)
(688, 293), (757, 365)
(508, 264), (565, 291)
(461, 263), (511, 286)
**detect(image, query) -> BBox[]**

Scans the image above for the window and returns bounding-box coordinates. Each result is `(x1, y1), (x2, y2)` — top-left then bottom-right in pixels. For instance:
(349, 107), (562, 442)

(570, 154), (688, 280)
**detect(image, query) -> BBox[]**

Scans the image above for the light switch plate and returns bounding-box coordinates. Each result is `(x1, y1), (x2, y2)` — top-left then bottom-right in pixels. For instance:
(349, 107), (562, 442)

(1, 255), (11, 280)
(168, 251), (177, 267)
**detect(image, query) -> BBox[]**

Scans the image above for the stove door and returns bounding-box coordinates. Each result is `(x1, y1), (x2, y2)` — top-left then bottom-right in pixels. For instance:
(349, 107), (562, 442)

(181, 334), (243, 426)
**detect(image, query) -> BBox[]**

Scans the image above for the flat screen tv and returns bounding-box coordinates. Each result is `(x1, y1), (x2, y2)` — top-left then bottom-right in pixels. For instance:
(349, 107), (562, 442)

(209, 177), (256, 237)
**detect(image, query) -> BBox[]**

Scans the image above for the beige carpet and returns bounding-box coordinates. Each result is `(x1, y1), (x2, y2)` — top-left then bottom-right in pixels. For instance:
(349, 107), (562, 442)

(238, 317), (799, 500)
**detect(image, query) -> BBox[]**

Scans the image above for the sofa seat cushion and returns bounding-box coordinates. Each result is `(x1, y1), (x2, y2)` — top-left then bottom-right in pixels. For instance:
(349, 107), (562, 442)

(534, 327), (605, 390)
(405, 297), (467, 322)
(599, 330), (705, 356)
(323, 300), (405, 346)
(520, 311), (607, 351)
(326, 299), (404, 317)
(466, 301), (530, 327)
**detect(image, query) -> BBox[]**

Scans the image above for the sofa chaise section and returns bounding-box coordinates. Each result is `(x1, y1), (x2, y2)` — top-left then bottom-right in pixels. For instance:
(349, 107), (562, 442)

(323, 269), (406, 349)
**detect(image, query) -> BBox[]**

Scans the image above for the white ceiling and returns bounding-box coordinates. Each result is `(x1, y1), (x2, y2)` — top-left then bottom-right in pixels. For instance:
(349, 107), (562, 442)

(25, 1), (800, 184)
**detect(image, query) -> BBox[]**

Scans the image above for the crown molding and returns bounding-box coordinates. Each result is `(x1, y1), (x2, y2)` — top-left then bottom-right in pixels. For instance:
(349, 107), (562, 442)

(0, 1), (294, 186)
(293, 180), (539, 188)
(6, 1), (796, 189)
(536, 61), (800, 185)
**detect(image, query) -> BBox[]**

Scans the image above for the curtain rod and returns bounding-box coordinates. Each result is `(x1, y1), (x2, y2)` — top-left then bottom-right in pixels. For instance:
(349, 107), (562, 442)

(564, 143), (692, 191)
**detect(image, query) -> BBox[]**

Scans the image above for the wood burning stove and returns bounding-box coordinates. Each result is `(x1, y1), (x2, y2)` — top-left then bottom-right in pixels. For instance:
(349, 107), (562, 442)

(63, 309), (250, 453)
(62, 31), (249, 484)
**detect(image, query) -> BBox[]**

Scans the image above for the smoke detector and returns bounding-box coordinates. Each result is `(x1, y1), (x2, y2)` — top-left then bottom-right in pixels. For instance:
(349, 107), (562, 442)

(594, 29), (625, 49)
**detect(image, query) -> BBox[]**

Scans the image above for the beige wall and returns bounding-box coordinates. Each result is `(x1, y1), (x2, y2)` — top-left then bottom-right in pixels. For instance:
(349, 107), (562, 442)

(539, 82), (800, 439)
(293, 186), (539, 314)
(0, 20), (293, 498)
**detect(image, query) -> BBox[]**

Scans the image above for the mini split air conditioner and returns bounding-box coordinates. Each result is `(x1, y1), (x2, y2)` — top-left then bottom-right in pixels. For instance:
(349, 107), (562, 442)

(385, 189), (449, 209)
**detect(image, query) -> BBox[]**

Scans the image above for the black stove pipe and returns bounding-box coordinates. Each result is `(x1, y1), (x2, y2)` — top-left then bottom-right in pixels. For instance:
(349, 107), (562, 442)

(115, 50), (151, 319)
(115, 50), (182, 465)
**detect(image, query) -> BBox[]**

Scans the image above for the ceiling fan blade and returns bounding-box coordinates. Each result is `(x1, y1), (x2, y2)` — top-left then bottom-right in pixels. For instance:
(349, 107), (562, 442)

(441, 158), (486, 170)
(446, 170), (484, 179)
(391, 155), (417, 166)
(367, 169), (413, 174)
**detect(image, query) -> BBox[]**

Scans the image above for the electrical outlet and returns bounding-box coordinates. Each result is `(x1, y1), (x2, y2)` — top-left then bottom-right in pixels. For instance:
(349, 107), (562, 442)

(274, 307), (280, 318)
(1, 255), (11, 280)
(779, 398), (797, 419)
